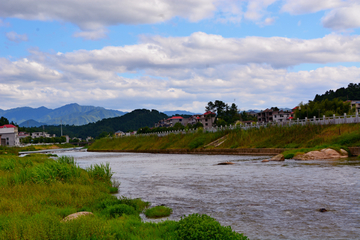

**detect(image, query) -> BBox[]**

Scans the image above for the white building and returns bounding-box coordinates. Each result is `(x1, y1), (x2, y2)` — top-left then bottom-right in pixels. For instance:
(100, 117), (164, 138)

(31, 132), (56, 138)
(0, 124), (20, 146)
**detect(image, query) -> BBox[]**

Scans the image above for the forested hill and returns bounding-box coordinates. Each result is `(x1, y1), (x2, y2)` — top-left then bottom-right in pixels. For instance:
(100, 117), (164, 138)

(314, 83), (360, 102)
(22, 109), (168, 139)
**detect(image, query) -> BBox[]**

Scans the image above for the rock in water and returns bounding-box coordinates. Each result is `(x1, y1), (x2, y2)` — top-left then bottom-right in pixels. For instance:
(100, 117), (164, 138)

(261, 159), (269, 162)
(62, 212), (93, 222)
(217, 162), (234, 165)
(269, 154), (285, 161)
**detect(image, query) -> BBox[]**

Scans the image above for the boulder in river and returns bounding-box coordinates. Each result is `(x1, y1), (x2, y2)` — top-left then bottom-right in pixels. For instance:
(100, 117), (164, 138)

(293, 148), (348, 160)
(217, 162), (235, 165)
(62, 212), (93, 222)
(269, 154), (285, 161)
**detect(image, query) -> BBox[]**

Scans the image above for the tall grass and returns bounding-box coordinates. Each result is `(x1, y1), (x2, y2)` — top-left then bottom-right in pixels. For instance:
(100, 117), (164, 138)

(0, 154), (248, 239)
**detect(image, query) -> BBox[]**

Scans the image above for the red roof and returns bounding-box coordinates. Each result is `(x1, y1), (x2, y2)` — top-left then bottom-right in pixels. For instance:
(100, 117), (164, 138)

(170, 116), (183, 119)
(0, 124), (17, 128)
(204, 111), (215, 115)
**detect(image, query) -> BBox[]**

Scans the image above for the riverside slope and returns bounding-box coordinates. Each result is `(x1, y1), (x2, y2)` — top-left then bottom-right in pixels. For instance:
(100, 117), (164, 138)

(89, 123), (360, 156)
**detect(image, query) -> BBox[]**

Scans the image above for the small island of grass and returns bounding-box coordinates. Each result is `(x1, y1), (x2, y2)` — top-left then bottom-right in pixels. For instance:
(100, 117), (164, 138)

(145, 206), (173, 218)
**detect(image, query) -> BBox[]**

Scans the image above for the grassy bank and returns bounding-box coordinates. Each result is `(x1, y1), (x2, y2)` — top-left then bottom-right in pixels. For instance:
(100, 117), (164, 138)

(89, 123), (360, 152)
(0, 152), (248, 239)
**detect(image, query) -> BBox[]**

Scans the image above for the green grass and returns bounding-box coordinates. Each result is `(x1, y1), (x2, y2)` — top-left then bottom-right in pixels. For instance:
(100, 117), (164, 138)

(90, 123), (360, 154)
(0, 153), (249, 239)
(144, 206), (173, 218)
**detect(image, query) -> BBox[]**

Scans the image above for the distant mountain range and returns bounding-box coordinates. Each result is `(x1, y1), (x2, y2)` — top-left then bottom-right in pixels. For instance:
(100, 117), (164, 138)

(163, 110), (200, 116)
(0, 103), (126, 126)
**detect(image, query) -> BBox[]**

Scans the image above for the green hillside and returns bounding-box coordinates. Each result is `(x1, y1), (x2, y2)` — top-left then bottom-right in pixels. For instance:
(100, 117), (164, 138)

(314, 83), (360, 102)
(22, 109), (168, 139)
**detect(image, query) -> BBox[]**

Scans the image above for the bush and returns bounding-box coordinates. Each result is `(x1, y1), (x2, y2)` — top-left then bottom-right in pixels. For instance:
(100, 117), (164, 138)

(107, 204), (136, 218)
(144, 206), (172, 218)
(176, 213), (249, 240)
(283, 153), (295, 159)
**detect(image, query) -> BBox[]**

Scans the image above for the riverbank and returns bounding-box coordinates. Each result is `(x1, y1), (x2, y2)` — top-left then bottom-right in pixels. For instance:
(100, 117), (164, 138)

(0, 152), (248, 239)
(89, 123), (360, 156)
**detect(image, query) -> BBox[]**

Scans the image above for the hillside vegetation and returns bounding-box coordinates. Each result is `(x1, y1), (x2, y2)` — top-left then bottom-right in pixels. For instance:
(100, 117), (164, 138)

(22, 109), (168, 139)
(0, 152), (248, 239)
(89, 123), (360, 151)
(314, 83), (360, 102)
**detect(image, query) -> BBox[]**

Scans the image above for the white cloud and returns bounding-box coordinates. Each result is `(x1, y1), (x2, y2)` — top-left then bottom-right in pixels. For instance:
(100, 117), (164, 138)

(244, 0), (277, 21)
(1, 32), (360, 111)
(281, 0), (360, 30)
(281, 0), (346, 15)
(322, 5), (360, 30)
(73, 28), (108, 40)
(5, 31), (28, 42)
(263, 17), (276, 25)
(47, 32), (360, 70)
(1, 57), (359, 111)
(0, 0), (216, 30)
(0, 19), (10, 27)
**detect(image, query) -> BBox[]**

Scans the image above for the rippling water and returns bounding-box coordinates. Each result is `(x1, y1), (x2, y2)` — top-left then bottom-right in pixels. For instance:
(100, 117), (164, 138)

(58, 151), (360, 240)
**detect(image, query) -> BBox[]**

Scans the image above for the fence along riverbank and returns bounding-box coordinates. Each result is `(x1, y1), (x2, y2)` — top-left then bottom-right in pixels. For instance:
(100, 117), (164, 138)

(137, 113), (360, 137)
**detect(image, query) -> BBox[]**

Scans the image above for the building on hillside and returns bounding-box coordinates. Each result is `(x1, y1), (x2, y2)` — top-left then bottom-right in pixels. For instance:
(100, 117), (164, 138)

(31, 132), (56, 138)
(257, 109), (294, 123)
(154, 112), (216, 129)
(115, 131), (125, 137)
(0, 124), (20, 146)
(86, 136), (94, 141)
(350, 100), (360, 113)
(18, 132), (30, 139)
(125, 131), (137, 136)
(196, 111), (216, 128)
(272, 110), (293, 122)
(155, 116), (185, 128)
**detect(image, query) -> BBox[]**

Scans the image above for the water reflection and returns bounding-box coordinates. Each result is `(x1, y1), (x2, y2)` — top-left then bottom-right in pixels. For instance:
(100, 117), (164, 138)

(58, 151), (360, 240)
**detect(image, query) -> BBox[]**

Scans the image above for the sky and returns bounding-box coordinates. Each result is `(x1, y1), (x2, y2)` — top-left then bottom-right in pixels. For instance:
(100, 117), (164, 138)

(1, 0), (360, 113)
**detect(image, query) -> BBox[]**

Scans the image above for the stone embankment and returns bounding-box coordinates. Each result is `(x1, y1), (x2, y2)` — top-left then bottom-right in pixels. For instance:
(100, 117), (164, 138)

(89, 148), (285, 155)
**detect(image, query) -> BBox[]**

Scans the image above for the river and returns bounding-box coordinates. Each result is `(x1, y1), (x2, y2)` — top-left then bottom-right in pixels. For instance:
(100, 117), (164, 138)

(57, 151), (360, 240)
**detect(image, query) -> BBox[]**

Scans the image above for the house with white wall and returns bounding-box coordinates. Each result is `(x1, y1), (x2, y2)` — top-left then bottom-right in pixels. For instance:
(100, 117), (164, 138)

(0, 124), (20, 146)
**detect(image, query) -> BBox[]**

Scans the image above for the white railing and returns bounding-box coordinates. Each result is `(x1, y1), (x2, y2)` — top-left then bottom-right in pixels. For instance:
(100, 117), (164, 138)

(132, 113), (360, 137)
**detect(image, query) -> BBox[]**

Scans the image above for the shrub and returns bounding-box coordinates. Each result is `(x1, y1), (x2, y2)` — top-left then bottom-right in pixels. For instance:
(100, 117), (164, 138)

(176, 213), (249, 240)
(144, 206), (172, 218)
(107, 204), (136, 218)
(87, 163), (112, 182)
(283, 153), (294, 159)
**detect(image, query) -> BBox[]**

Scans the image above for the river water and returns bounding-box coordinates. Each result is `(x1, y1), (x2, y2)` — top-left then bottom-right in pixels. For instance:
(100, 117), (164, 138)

(57, 151), (360, 240)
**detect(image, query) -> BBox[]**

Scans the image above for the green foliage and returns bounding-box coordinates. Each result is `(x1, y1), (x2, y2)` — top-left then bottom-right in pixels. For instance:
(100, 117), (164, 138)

(107, 204), (137, 218)
(0, 154), (249, 239)
(0, 116), (9, 126)
(294, 98), (353, 119)
(176, 213), (249, 240)
(145, 206), (173, 218)
(206, 100), (239, 125)
(22, 109), (168, 139)
(86, 163), (112, 182)
(283, 153), (295, 159)
(314, 83), (360, 102)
